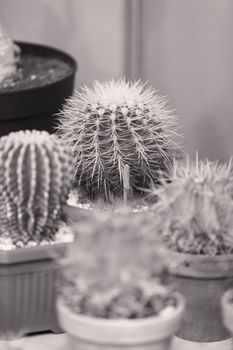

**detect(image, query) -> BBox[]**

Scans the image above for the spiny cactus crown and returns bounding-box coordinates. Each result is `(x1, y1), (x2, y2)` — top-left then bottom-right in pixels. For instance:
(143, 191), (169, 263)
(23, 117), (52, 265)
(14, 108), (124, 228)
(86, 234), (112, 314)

(57, 79), (182, 203)
(172, 154), (233, 183)
(0, 24), (17, 84)
(0, 130), (73, 244)
(152, 156), (233, 255)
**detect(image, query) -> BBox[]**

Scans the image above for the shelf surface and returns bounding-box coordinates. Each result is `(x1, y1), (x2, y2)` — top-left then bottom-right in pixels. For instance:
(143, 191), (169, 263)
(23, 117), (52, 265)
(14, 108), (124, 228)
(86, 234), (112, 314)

(0, 334), (231, 350)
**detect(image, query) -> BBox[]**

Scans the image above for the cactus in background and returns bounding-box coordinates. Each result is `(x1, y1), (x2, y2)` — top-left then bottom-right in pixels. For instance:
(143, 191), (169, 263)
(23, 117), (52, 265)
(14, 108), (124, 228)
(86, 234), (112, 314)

(57, 80), (182, 203)
(0, 24), (18, 84)
(152, 156), (233, 255)
(0, 130), (73, 245)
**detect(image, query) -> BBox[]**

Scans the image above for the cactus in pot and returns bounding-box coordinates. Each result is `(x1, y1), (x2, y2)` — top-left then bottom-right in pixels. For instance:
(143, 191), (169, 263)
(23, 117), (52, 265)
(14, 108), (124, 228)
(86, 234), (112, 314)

(0, 129), (73, 247)
(154, 156), (233, 256)
(0, 130), (74, 337)
(150, 156), (233, 342)
(57, 80), (182, 205)
(0, 24), (18, 84)
(56, 208), (185, 349)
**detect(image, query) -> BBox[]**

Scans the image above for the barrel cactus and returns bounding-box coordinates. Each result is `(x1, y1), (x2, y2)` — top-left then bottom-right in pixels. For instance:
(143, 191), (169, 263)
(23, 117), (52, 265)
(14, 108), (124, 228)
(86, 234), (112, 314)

(0, 24), (17, 84)
(152, 157), (233, 255)
(0, 130), (73, 245)
(57, 80), (182, 203)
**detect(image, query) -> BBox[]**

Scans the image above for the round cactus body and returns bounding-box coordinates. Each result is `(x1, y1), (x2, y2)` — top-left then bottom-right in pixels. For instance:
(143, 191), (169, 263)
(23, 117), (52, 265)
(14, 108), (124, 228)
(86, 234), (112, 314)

(0, 24), (17, 84)
(0, 130), (73, 244)
(57, 80), (181, 202)
(152, 157), (233, 255)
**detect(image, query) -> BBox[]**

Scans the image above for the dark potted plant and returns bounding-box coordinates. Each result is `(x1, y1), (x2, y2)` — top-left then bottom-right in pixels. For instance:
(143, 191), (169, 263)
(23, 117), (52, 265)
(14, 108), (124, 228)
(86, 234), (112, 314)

(0, 130), (73, 338)
(57, 79), (182, 211)
(152, 156), (233, 342)
(0, 24), (77, 136)
(56, 209), (185, 350)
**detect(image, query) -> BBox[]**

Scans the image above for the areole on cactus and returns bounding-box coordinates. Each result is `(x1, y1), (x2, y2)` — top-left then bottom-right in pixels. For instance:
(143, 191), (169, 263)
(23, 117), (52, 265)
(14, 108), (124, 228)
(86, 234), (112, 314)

(0, 24), (18, 84)
(0, 130), (73, 244)
(57, 79), (182, 203)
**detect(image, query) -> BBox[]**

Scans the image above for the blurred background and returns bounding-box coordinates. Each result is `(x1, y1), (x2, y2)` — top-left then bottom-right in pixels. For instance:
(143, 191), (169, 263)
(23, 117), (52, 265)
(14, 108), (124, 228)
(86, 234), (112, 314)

(1, 0), (233, 161)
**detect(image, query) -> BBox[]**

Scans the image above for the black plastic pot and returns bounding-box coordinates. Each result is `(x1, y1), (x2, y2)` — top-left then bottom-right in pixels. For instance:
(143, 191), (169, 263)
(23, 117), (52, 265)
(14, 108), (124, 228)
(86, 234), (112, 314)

(0, 42), (77, 136)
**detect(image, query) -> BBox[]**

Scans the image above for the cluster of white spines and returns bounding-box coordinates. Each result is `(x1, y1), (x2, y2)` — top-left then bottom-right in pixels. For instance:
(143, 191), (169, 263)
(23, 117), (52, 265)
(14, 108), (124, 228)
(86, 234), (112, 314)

(57, 79), (181, 201)
(172, 155), (233, 183)
(0, 24), (17, 84)
(0, 130), (73, 243)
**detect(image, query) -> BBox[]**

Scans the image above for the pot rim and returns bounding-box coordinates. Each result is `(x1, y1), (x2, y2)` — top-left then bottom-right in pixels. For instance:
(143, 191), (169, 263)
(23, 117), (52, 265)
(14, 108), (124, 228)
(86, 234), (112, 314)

(0, 241), (72, 264)
(168, 249), (233, 262)
(56, 292), (185, 344)
(57, 292), (184, 326)
(168, 249), (233, 278)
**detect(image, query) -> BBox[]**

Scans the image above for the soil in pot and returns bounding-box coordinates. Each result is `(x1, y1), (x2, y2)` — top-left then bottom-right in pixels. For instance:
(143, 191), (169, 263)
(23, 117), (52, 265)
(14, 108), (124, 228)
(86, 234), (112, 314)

(0, 42), (77, 136)
(169, 251), (233, 342)
(0, 52), (72, 92)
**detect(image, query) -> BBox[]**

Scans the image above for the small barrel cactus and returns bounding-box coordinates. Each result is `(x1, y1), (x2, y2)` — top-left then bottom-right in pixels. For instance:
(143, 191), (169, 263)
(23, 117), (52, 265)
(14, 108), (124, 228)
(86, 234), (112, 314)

(57, 80), (182, 203)
(0, 24), (17, 84)
(0, 130), (73, 245)
(152, 156), (233, 255)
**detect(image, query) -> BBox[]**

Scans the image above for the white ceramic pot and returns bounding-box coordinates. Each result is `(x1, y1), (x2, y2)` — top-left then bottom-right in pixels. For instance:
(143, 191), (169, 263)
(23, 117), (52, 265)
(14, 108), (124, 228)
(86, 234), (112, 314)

(56, 292), (185, 350)
(221, 289), (233, 336)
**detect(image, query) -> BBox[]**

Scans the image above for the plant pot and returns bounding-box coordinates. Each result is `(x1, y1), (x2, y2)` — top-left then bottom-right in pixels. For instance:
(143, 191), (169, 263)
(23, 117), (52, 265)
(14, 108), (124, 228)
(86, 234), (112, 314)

(56, 293), (185, 350)
(0, 42), (77, 136)
(169, 250), (233, 342)
(62, 204), (91, 224)
(63, 203), (149, 226)
(0, 241), (71, 338)
(221, 289), (233, 337)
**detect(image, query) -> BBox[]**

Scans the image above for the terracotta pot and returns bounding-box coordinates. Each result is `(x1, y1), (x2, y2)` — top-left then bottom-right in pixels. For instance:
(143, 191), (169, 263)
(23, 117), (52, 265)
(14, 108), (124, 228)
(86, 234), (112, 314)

(169, 250), (233, 342)
(56, 293), (185, 350)
(0, 241), (71, 338)
(221, 289), (233, 336)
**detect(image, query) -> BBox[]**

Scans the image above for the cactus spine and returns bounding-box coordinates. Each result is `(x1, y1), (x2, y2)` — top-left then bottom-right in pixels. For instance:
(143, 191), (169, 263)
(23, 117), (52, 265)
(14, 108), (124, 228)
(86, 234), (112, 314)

(0, 24), (17, 84)
(57, 80), (181, 202)
(0, 130), (73, 244)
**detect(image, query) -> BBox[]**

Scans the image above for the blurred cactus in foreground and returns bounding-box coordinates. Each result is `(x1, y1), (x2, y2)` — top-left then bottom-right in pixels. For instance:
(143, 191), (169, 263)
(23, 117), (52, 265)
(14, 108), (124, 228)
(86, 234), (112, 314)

(0, 130), (73, 244)
(61, 209), (177, 319)
(0, 24), (17, 84)
(57, 80), (182, 203)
